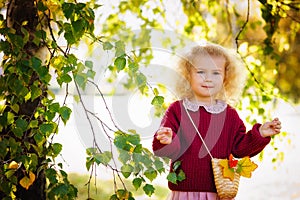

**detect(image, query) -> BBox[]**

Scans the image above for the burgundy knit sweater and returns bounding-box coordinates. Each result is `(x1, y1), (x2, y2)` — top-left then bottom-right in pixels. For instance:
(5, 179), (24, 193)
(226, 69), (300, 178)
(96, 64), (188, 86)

(152, 100), (271, 192)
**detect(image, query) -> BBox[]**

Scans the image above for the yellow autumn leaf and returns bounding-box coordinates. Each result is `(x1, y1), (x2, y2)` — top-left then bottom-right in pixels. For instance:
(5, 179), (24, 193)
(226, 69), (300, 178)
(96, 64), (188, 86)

(238, 157), (258, 178)
(219, 159), (235, 181)
(19, 171), (35, 190)
(8, 161), (19, 169)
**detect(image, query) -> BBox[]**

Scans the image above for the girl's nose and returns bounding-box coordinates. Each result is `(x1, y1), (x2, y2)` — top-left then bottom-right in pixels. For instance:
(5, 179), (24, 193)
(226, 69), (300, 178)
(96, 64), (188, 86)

(204, 74), (212, 81)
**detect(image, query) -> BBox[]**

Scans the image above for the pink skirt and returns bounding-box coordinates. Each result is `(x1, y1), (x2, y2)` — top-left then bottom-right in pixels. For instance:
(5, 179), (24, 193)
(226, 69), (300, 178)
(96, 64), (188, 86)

(167, 191), (234, 200)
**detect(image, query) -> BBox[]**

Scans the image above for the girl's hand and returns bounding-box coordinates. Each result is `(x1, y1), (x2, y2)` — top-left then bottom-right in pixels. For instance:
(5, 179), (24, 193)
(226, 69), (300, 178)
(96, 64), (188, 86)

(156, 127), (173, 144)
(259, 118), (282, 138)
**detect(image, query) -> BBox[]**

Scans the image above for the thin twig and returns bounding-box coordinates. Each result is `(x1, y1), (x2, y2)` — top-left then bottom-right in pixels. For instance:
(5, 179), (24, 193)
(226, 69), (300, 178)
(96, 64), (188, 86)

(87, 80), (121, 130)
(235, 0), (250, 47)
(75, 80), (128, 196)
(234, 0), (266, 92)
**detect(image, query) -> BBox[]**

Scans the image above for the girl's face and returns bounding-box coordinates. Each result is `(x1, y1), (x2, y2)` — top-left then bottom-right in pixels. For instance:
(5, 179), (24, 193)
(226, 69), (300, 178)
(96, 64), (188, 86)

(189, 55), (226, 103)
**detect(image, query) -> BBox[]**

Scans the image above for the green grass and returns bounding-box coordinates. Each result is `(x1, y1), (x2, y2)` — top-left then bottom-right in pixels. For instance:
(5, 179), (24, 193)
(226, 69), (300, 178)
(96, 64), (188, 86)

(68, 173), (169, 200)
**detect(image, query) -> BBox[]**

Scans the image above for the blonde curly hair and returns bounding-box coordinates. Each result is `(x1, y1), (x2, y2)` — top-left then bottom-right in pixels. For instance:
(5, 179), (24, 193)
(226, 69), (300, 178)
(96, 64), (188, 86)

(175, 43), (246, 105)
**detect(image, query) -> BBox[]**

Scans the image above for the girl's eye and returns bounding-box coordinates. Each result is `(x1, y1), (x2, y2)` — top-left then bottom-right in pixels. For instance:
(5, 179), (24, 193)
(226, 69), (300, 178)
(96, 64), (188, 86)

(213, 71), (221, 75)
(197, 71), (205, 74)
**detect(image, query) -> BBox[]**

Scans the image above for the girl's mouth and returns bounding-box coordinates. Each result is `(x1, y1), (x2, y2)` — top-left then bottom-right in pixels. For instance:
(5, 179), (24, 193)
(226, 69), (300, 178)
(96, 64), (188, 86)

(202, 85), (213, 88)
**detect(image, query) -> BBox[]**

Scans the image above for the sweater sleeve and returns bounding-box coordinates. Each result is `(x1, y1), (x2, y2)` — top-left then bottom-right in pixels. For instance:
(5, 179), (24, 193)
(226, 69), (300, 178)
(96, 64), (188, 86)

(231, 110), (271, 158)
(152, 101), (181, 159)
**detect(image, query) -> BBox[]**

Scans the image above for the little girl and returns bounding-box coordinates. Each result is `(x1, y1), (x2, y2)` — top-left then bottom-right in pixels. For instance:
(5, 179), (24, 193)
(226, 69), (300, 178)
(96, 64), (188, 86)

(152, 43), (281, 200)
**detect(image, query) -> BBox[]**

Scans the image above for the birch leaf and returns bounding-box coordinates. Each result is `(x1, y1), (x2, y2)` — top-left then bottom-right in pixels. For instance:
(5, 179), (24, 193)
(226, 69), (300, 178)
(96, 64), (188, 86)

(19, 171), (35, 190)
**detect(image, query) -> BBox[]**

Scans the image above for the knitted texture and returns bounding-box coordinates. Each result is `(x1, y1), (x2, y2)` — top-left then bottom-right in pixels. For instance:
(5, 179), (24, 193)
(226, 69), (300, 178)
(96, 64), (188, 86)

(152, 100), (270, 192)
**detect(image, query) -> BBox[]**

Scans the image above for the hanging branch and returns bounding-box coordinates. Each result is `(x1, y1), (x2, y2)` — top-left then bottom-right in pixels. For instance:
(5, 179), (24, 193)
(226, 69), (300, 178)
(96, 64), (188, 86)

(234, 0), (269, 94)
(235, 0), (250, 47)
(87, 80), (121, 131)
(73, 80), (128, 197)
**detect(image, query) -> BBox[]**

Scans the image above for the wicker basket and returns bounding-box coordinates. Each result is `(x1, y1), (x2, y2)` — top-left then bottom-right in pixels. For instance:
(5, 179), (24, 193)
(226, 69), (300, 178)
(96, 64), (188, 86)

(211, 158), (240, 199)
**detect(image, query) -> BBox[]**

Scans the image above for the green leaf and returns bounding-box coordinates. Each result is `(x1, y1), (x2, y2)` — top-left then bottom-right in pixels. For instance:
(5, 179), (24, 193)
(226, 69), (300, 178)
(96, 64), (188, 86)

(16, 118), (28, 131)
(28, 153), (38, 169)
(75, 3), (86, 11)
(30, 57), (51, 83)
(45, 168), (58, 184)
(7, 112), (15, 125)
(173, 161), (181, 171)
(116, 189), (131, 199)
(128, 62), (138, 72)
(144, 167), (157, 181)
(10, 79), (28, 97)
(76, 62), (85, 73)
(177, 169), (186, 181)
(73, 95), (80, 103)
(103, 41), (113, 50)
(33, 30), (46, 46)
(62, 3), (75, 20)
(115, 40), (125, 57)
(151, 96), (164, 106)
(153, 88), (159, 96)
(136, 73), (146, 86)
(74, 73), (87, 89)
(64, 29), (76, 45)
(109, 194), (118, 200)
(118, 150), (131, 164)
(86, 156), (94, 171)
(24, 91), (31, 102)
(133, 144), (143, 153)
(132, 177), (143, 190)
(85, 60), (93, 69)
(8, 138), (20, 157)
(135, 73), (148, 94)
(72, 19), (85, 40)
(10, 104), (19, 113)
(8, 33), (24, 51)
(114, 57), (126, 72)
(258, 108), (264, 115)
(86, 147), (97, 156)
(0, 139), (8, 159)
(21, 27), (29, 44)
(143, 184), (155, 196)
(58, 73), (72, 85)
(166, 172), (177, 184)
(34, 132), (45, 145)
(37, 1), (47, 12)
(12, 127), (23, 138)
(133, 162), (143, 174)
(87, 69), (95, 79)
(114, 133), (132, 151)
(48, 103), (60, 113)
(30, 85), (42, 101)
(52, 143), (63, 157)
(127, 134), (140, 145)
(94, 151), (112, 165)
(39, 123), (55, 136)
(29, 120), (39, 128)
(59, 106), (72, 124)
(154, 159), (164, 173)
(44, 110), (56, 121)
(133, 153), (152, 168)
(121, 164), (134, 178)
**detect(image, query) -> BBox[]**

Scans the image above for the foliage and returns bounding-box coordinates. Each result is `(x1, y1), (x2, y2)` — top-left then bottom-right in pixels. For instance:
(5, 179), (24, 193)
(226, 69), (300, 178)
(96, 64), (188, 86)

(166, 161), (186, 185)
(219, 154), (258, 181)
(68, 173), (169, 200)
(0, 0), (299, 199)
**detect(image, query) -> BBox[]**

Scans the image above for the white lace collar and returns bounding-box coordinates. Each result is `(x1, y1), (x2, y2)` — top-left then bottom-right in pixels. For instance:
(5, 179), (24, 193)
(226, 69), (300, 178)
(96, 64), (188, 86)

(183, 98), (227, 113)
